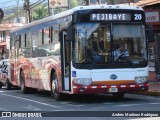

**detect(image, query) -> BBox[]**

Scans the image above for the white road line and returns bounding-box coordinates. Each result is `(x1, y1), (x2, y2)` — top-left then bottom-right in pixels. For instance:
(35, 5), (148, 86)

(60, 102), (85, 107)
(21, 105), (41, 111)
(61, 102), (72, 104)
(103, 103), (114, 105)
(129, 117), (160, 120)
(112, 103), (146, 107)
(0, 90), (20, 93)
(67, 104), (85, 107)
(0, 93), (64, 110)
(117, 104), (142, 107)
(0, 108), (8, 111)
(112, 103), (160, 107)
(146, 96), (156, 99)
(149, 103), (160, 105)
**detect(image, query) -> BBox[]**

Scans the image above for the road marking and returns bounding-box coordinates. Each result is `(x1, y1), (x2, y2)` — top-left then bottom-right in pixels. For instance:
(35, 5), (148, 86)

(67, 104), (85, 107)
(129, 117), (160, 120)
(61, 102), (85, 107)
(0, 108), (8, 111)
(112, 102), (160, 107)
(112, 103), (147, 107)
(116, 104), (142, 107)
(0, 93), (64, 110)
(146, 96), (157, 99)
(149, 103), (160, 105)
(61, 102), (72, 104)
(21, 105), (41, 110)
(0, 90), (20, 93)
(103, 103), (114, 105)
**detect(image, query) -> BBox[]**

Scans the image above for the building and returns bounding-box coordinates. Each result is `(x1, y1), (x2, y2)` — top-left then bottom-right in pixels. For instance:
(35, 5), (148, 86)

(134, 0), (160, 79)
(0, 23), (24, 59)
(84, 0), (139, 5)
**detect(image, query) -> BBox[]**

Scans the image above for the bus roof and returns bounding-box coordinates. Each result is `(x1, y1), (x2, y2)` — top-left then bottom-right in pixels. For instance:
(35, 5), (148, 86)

(11, 5), (143, 33)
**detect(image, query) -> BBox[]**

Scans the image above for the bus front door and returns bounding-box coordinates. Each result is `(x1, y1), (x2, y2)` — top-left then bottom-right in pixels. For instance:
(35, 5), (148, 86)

(61, 31), (71, 92)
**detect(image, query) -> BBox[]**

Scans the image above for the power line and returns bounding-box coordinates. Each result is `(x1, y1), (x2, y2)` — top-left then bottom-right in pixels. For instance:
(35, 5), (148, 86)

(2, 4), (23, 10)
(3, 0), (47, 22)
(30, 0), (46, 9)
(1, 0), (40, 9)
(0, 0), (17, 5)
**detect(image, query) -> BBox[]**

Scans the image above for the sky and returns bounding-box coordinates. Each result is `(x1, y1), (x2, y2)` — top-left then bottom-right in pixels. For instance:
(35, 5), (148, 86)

(0, 0), (43, 10)
(0, 0), (24, 9)
(0, 0), (47, 17)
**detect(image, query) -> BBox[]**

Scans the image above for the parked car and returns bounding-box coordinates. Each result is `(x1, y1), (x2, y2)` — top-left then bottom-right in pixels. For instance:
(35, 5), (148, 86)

(0, 59), (12, 90)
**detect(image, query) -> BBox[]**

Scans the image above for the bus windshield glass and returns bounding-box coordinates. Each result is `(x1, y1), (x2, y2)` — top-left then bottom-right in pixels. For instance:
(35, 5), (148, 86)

(73, 23), (147, 68)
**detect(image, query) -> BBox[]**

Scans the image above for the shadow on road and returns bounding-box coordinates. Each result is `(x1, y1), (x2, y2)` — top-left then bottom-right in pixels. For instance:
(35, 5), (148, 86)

(1, 87), (148, 104)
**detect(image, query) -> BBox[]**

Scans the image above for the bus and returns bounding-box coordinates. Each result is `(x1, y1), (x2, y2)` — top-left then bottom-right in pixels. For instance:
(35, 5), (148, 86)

(10, 5), (150, 100)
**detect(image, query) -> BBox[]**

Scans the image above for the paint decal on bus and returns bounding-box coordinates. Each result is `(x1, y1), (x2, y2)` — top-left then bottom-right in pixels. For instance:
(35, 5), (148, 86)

(72, 71), (76, 77)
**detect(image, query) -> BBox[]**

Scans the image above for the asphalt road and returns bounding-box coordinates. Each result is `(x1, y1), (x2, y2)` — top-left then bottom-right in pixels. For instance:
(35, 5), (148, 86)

(0, 87), (160, 120)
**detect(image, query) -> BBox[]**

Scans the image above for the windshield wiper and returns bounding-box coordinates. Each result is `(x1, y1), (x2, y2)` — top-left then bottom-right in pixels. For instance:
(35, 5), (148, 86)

(125, 58), (135, 68)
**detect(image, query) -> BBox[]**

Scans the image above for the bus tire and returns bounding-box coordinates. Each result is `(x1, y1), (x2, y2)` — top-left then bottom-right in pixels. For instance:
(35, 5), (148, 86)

(51, 72), (63, 101)
(0, 82), (2, 89)
(112, 92), (125, 98)
(6, 79), (12, 90)
(20, 71), (29, 94)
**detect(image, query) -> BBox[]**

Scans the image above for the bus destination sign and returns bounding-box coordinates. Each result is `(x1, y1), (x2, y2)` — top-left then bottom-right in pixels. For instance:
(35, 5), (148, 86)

(90, 13), (131, 21)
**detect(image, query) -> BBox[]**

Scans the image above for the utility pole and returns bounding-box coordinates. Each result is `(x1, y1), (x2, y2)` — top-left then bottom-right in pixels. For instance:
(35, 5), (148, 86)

(48, 0), (51, 16)
(128, 0), (131, 5)
(86, 0), (89, 5)
(16, 0), (19, 23)
(24, 0), (31, 23)
(67, 0), (70, 9)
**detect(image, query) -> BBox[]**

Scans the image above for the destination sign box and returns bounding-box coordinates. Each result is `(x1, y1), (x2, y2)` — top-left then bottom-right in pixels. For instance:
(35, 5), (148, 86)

(90, 13), (143, 21)
(90, 13), (131, 21)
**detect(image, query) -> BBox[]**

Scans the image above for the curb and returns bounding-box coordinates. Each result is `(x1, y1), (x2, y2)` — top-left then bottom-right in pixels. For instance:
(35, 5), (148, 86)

(134, 91), (160, 96)
(131, 82), (160, 96)
(149, 82), (160, 85)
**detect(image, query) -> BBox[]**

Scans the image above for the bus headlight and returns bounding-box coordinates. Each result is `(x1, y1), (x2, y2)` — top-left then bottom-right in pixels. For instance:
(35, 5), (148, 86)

(135, 76), (148, 84)
(73, 78), (92, 85)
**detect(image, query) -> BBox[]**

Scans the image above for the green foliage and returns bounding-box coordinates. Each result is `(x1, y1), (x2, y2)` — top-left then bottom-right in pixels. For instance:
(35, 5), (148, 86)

(69, 0), (83, 8)
(32, 4), (48, 21)
(69, 0), (78, 8)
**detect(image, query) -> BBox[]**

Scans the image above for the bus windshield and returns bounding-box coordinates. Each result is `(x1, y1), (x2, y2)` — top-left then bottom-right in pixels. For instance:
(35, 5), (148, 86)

(73, 23), (147, 68)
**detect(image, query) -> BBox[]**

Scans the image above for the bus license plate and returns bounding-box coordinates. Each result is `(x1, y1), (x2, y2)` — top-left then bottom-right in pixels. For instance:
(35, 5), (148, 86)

(109, 88), (118, 92)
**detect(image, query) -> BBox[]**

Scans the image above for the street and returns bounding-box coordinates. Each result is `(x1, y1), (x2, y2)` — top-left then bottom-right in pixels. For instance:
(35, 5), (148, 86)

(0, 87), (160, 120)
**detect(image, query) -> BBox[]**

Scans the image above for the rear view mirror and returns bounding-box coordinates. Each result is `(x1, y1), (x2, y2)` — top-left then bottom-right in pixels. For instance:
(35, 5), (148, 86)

(67, 23), (74, 41)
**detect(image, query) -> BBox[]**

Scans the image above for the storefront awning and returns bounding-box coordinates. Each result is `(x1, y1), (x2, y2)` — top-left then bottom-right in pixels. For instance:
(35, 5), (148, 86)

(133, 0), (160, 7)
(0, 23), (24, 31)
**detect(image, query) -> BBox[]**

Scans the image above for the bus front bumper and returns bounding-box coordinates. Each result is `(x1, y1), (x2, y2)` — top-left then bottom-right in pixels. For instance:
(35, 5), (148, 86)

(72, 83), (149, 94)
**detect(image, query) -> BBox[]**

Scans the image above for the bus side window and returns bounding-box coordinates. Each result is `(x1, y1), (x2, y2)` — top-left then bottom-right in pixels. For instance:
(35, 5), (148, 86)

(32, 31), (38, 58)
(24, 32), (31, 58)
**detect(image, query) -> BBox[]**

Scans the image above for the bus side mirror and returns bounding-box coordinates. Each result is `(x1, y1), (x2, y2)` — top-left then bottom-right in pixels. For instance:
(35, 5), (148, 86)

(146, 25), (154, 42)
(67, 24), (74, 41)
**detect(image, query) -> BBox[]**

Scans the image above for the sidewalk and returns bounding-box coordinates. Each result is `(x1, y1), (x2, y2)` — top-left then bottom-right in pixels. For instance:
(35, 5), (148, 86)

(137, 71), (160, 96)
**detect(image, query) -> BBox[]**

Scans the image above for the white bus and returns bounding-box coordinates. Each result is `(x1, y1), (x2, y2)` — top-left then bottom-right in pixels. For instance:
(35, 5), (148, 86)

(10, 5), (150, 100)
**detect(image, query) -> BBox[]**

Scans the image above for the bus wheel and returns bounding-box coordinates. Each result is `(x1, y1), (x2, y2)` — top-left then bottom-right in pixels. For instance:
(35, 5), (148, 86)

(20, 71), (29, 94)
(112, 93), (125, 98)
(51, 72), (63, 101)
(6, 79), (12, 90)
(0, 82), (2, 89)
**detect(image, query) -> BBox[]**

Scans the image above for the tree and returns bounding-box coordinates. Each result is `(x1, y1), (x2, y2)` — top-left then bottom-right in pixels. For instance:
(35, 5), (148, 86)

(32, 4), (48, 21)
(69, 0), (78, 8)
